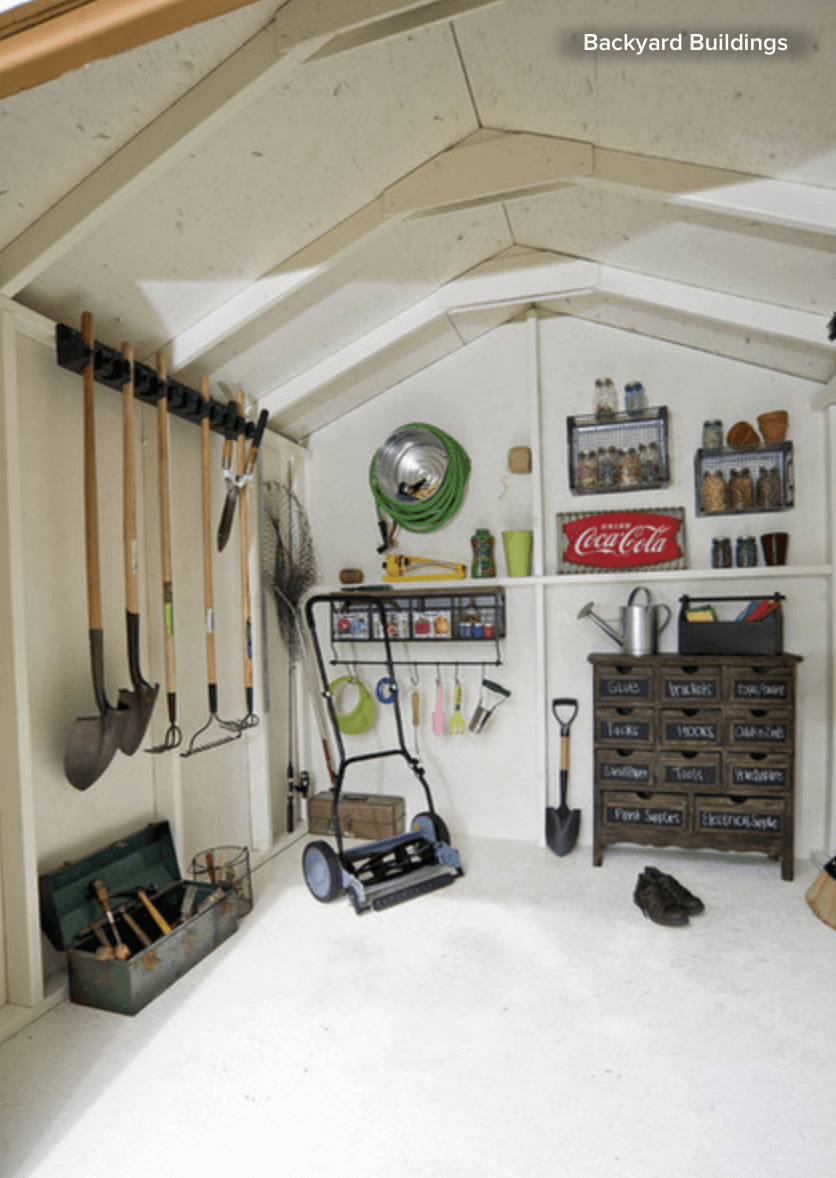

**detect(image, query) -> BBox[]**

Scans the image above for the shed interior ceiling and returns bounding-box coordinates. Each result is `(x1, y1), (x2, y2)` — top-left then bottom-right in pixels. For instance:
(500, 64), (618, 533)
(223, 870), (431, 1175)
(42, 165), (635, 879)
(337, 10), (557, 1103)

(1, 0), (834, 440)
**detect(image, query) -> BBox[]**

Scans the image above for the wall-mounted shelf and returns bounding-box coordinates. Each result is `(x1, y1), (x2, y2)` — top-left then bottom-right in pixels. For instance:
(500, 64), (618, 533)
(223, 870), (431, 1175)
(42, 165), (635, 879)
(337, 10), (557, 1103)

(567, 407), (670, 495)
(694, 442), (794, 517)
(331, 588), (505, 646)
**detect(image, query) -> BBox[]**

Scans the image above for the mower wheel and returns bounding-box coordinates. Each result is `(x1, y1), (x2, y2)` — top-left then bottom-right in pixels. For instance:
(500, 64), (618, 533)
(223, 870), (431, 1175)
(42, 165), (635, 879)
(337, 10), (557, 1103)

(411, 811), (451, 845)
(302, 840), (342, 902)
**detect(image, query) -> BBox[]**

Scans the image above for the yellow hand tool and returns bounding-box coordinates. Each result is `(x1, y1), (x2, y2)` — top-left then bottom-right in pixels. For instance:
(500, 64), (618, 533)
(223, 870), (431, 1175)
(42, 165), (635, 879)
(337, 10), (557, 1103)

(381, 553), (465, 582)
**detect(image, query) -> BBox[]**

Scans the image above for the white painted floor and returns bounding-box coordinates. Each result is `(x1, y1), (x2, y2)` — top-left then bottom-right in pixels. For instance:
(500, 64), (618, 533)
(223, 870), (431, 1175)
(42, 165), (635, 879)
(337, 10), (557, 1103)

(1, 836), (835, 1177)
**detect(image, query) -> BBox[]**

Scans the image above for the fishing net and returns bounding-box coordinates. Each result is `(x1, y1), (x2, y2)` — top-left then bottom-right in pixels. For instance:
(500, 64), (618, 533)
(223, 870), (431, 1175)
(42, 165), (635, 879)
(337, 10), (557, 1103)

(259, 479), (319, 659)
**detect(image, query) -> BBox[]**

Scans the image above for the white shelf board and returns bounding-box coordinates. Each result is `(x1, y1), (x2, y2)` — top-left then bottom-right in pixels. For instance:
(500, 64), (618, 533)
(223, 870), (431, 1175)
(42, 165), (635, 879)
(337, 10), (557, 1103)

(486, 565), (832, 587)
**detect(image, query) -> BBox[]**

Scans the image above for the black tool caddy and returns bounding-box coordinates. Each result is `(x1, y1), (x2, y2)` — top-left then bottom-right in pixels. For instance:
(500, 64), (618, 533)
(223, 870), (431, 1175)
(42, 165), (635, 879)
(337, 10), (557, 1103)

(38, 821), (238, 1016)
(678, 594), (784, 657)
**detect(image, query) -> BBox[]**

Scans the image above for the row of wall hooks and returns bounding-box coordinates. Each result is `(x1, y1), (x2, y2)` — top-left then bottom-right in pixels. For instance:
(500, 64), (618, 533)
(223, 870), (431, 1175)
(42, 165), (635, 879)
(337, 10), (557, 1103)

(55, 322), (261, 442)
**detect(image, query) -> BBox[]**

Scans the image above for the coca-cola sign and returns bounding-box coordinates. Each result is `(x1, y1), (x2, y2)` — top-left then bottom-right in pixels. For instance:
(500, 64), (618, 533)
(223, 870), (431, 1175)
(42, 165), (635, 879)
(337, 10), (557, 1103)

(558, 509), (686, 573)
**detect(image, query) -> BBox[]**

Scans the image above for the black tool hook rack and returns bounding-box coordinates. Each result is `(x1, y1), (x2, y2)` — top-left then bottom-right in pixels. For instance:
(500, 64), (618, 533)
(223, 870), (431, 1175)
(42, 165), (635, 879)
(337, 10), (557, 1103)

(56, 322), (262, 441)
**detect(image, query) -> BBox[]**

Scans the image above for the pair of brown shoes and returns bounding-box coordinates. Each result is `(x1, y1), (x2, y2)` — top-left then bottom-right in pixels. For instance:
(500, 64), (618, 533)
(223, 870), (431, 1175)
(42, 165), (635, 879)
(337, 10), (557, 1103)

(633, 866), (705, 926)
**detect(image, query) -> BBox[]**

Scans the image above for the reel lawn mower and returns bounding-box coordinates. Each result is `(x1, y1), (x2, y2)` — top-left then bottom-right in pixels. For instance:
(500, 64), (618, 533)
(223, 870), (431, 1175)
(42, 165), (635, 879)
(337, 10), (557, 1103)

(301, 592), (463, 914)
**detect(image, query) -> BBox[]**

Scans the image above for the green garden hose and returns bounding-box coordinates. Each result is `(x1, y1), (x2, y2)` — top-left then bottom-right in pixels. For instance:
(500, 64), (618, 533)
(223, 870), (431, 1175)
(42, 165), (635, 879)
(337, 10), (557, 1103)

(369, 423), (470, 544)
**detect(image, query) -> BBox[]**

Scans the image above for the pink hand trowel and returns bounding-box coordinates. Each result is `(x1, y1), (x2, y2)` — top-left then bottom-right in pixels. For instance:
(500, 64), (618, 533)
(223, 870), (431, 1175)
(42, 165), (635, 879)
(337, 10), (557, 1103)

(432, 677), (445, 736)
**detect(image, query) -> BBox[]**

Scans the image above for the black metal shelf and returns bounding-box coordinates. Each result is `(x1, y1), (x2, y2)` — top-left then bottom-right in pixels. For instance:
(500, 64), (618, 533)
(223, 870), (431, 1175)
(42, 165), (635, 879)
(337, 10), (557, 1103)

(328, 588), (505, 667)
(694, 442), (794, 517)
(566, 406), (670, 495)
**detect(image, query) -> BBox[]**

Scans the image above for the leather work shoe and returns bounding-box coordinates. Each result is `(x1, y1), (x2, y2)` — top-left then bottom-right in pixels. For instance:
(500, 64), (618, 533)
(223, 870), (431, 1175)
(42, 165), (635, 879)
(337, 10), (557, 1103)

(644, 866), (705, 916)
(633, 871), (689, 926)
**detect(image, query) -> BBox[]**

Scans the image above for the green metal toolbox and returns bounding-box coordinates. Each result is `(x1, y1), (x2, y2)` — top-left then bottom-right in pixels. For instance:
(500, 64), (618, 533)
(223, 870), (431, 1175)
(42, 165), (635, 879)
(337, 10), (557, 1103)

(38, 821), (238, 1016)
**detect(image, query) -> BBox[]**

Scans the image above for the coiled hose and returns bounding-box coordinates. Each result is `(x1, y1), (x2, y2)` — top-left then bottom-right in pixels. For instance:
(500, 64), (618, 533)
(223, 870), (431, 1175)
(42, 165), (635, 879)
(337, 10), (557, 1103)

(369, 423), (471, 543)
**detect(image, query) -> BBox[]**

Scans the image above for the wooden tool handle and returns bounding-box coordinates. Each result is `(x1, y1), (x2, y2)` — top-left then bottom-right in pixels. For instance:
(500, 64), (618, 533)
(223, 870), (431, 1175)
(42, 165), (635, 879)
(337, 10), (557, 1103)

(156, 352), (176, 695)
(237, 390), (253, 694)
(122, 341), (139, 614)
(81, 312), (103, 632)
(200, 377), (216, 686)
(92, 878), (113, 917)
(121, 909), (152, 948)
(137, 889), (171, 936)
(412, 691), (420, 727)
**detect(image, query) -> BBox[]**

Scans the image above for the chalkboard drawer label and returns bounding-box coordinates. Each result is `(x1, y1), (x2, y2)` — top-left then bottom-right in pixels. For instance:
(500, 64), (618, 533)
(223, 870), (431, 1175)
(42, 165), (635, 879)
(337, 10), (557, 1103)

(727, 709), (792, 748)
(662, 668), (720, 701)
(659, 753), (720, 788)
(596, 676), (651, 700)
(696, 795), (783, 835)
(596, 707), (654, 745)
(725, 667), (794, 706)
(595, 750), (653, 786)
(603, 791), (687, 828)
(661, 708), (722, 746)
(725, 754), (791, 790)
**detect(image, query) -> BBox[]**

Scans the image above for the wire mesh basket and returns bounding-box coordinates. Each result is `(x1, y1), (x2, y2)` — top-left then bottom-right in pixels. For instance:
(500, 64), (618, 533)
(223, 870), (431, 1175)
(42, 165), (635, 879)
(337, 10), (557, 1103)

(191, 845), (253, 918)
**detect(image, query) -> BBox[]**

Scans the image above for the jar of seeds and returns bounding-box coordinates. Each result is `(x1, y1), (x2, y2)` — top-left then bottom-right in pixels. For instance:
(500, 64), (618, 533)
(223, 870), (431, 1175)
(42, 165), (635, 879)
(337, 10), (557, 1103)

(729, 467), (754, 512)
(701, 469), (727, 513)
(757, 465), (782, 510)
(576, 449), (598, 492)
(597, 445), (618, 489)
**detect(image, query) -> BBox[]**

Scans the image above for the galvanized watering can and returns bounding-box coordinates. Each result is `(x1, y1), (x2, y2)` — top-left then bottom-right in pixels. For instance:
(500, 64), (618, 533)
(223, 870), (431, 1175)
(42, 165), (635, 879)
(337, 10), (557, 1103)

(578, 586), (671, 658)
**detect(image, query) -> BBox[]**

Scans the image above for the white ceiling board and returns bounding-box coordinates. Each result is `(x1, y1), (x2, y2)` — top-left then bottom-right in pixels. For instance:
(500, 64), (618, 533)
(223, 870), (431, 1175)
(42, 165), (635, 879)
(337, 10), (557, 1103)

(0, 1), (281, 249)
(456, 0), (836, 184)
(509, 187), (836, 318)
(185, 203), (509, 390)
(271, 314), (465, 439)
(15, 19), (476, 355)
(551, 292), (836, 384)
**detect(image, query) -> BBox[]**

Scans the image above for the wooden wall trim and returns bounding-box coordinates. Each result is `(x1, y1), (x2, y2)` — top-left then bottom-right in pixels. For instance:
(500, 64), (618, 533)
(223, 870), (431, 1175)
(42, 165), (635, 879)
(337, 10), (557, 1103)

(0, 0), (259, 100)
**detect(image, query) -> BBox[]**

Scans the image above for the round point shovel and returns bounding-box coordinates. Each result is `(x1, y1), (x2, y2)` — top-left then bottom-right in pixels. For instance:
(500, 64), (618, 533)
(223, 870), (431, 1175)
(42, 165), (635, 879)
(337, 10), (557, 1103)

(64, 313), (131, 790)
(546, 698), (580, 857)
(117, 342), (159, 754)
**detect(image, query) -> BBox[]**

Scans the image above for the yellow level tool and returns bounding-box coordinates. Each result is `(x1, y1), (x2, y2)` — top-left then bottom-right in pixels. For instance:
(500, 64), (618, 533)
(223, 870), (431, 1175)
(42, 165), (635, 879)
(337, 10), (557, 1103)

(381, 554), (466, 582)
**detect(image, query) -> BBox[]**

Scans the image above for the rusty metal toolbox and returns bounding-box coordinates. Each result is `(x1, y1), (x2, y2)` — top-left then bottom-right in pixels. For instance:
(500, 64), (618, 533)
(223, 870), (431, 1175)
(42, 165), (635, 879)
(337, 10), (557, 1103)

(38, 821), (237, 1017)
(308, 791), (405, 840)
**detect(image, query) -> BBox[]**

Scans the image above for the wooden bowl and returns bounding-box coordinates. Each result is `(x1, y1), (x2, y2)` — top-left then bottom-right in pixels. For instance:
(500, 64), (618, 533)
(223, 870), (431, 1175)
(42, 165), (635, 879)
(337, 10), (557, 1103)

(757, 411), (788, 443)
(726, 420), (759, 448)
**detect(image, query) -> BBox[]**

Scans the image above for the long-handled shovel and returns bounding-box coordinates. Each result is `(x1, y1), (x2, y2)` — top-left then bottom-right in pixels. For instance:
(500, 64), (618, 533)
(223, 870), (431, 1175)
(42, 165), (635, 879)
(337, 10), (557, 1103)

(546, 697), (580, 857)
(236, 389), (259, 729)
(64, 312), (131, 790)
(182, 377), (242, 756)
(147, 351), (182, 752)
(117, 342), (159, 754)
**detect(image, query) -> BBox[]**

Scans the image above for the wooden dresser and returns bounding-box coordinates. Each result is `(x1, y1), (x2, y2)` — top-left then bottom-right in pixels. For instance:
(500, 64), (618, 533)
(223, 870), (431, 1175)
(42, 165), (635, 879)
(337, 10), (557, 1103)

(589, 652), (801, 879)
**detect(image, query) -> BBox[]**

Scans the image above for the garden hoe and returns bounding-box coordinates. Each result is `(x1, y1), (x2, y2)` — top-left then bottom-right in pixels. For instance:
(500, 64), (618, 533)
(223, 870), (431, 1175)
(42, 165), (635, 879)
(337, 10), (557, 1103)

(546, 698), (581, 856)
(147, 350), (182, 752)
(182, 377), (241, 756)
(117, 341), (159, 754)
(64, 313), (131, 789)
